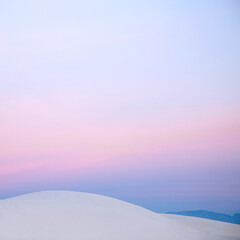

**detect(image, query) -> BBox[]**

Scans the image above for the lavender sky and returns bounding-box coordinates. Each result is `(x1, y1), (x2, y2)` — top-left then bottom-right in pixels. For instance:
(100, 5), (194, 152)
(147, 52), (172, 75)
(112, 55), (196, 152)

(1, 0), (240, 214)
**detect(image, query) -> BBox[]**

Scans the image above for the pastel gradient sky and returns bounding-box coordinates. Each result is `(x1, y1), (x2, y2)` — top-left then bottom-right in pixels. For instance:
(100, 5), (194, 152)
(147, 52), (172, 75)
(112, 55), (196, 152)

(1, 0), (240, 214)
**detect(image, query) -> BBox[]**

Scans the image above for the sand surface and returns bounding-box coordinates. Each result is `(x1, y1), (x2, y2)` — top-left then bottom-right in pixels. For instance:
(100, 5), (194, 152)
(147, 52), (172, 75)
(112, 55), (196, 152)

(0, 191), (239, 240)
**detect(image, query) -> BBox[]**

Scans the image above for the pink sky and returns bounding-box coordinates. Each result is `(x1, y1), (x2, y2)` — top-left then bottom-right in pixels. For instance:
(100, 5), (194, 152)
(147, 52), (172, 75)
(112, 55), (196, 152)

(1, 0), (240, 214)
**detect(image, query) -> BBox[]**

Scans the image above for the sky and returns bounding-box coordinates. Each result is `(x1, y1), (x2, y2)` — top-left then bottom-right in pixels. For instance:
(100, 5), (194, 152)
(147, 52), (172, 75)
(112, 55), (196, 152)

(0, 0), (240, 214)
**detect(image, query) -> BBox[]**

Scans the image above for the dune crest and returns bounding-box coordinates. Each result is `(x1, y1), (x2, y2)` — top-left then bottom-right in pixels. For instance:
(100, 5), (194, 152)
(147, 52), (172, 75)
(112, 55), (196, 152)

(0, 191), (239, 240)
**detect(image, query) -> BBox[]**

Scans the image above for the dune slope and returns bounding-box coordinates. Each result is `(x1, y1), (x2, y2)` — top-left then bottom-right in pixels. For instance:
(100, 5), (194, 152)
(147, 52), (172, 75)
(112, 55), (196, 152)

(0, 191), (239, 240)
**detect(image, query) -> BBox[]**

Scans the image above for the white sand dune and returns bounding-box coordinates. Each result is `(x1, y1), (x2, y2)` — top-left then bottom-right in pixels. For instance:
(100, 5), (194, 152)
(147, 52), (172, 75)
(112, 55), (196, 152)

(0, 191), (239, 240)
